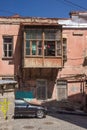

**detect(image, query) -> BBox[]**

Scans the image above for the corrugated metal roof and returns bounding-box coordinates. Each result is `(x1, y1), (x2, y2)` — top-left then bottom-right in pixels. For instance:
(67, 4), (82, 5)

(58, 19), (87, 28)
(0, 80), (17, 85)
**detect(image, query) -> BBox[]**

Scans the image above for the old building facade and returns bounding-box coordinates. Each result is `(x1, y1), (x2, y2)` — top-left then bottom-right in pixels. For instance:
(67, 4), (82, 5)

(58, 11), (87, 109)
(0, 16), (63, 101)
(0, 12), (87, 109)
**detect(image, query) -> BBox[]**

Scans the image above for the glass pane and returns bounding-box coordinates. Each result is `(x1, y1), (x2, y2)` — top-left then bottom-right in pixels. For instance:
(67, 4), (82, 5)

(55, 30), (61, 40)
(26, 31), (31, 39)
(4, 51), (7, 57)
(26, 40), (30, 48)
(8, 51), (12, 57)
(56, 41), (61, 56)
(26, 30), (36, 39)
(44, 41), (55, 56)
(4, 37), (12, 43)
(26, 29), (42, 40)
(63, 38), (67, 60)
(37, 30), (42, 39)
(38, 41), (42, 55)
(9, 44), (12, 50)
(32, 41), (36, 55)
(45, 29), (56, 40)
(32, 30), (36, 39)
(56, 50), (61, 56)
(4, 44), (7, 50)
(26, 49), (30, 55)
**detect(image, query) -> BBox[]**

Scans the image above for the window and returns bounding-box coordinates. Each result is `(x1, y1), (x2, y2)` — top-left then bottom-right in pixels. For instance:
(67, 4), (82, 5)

(44, 29), (61, 56)
(44, 29), (55, 40)
(25, 28), (62, 57)
(32, 41), (37, 55)
(25, 29), (42, 56)
(63, 38), (67, 61)
(3, 36), (13, 58)
(56, 41), (62, 56)
(26, 41), (30, 55)
(38, 41), (42, 55)
(44, 41), (55, 56)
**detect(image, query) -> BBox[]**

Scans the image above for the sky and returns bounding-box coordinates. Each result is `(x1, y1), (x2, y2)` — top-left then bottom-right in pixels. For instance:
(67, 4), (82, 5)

(0, 0), (87, 18)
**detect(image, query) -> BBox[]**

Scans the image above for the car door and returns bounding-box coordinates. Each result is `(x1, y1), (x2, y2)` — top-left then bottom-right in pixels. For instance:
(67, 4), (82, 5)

(15, 102), (26, 116)
(26, 103), (37, 116)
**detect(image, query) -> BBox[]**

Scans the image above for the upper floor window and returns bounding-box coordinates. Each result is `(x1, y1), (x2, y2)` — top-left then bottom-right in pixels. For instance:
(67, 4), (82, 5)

(3, 36), (13, 58)
(25, 28), (62, 57)
(63, 38), (67, 61)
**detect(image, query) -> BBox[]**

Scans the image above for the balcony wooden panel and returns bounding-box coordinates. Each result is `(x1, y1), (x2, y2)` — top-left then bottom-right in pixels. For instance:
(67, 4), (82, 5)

(44, 57), (62, 68)
(23, 57), (62, 68)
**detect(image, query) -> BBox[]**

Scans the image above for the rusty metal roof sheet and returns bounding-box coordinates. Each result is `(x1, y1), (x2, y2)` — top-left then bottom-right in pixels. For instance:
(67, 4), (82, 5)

(0, 80), (17, 85)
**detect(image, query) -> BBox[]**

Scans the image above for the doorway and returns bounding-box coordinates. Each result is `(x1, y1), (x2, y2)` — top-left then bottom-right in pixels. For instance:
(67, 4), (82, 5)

(57, 80), (67, 101)
(36, 79), (47, 100)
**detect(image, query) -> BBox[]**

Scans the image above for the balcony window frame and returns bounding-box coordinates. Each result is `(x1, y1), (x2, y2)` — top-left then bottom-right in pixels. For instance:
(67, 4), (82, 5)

(63, 38), (67, 61)
(24, 28), (62, 57)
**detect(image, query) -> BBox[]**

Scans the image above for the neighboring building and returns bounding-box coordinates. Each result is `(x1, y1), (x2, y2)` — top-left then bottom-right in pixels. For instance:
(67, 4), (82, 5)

(58, 11), (87, 109)
(0, 12), (87, 110)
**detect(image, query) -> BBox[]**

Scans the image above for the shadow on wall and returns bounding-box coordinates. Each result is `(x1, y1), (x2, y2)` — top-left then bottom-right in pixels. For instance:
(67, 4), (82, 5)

(22, 68), (59, 99)
(10, 27), (22, 86)
(23, 68), (58, 80)
(83, 57), (87, 66)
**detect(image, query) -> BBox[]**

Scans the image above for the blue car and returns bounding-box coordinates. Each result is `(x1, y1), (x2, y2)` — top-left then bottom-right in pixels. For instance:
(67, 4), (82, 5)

(14, 99), (47, 118)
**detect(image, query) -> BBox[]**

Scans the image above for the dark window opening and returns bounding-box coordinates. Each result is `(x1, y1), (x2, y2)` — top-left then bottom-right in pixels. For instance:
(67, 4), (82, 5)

(38, 41), (42, 55)
(44, 41), (55, 56)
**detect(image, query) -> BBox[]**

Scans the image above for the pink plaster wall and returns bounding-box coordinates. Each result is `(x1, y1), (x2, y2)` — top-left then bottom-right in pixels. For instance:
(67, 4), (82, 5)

(59, 29), (87, 76)
(0, 24), (21, 77)
(58, 29), (87, 99)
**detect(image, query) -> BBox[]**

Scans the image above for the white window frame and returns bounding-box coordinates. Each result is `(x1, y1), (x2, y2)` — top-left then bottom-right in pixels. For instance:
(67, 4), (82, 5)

(3, 36), (13, 58)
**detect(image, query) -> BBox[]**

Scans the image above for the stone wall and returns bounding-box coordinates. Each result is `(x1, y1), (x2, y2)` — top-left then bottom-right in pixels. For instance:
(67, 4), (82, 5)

(0, 90), (15, 120)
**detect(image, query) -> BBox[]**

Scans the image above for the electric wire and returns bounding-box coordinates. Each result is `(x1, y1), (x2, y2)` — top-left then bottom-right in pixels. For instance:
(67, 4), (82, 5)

(0, 8), (19, 16)
(0, 0), (87, 16)
(63, 0), (87, 10)
(56, 0), (87, 10)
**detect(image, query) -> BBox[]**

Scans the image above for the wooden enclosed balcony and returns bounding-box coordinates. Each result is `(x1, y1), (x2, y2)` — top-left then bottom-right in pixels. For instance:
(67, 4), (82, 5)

(22, 23), (63, 68)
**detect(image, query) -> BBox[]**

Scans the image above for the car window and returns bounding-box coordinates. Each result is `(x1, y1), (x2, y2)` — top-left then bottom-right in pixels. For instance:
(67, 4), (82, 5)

(15, 99), (25, 103)
(15, 100), (29, 106)
(15, 102), (28, 106)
